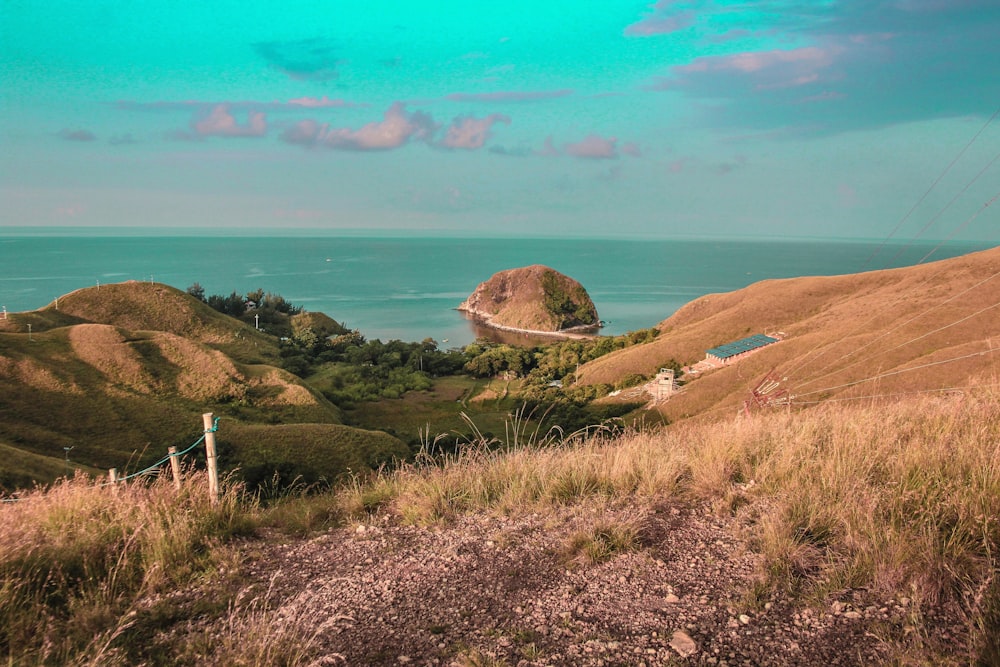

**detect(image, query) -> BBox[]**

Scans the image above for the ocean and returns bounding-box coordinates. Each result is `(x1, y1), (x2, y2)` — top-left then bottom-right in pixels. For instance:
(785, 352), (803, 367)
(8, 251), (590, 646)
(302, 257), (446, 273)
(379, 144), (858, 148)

(0, 232), (992, 348)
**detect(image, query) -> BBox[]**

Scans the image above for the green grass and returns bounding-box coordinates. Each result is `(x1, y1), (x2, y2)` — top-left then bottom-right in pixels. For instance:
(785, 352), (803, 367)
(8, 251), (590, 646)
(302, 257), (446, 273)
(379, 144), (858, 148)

(0, 442), (103, 492)
(0, 310), (394, 493)
(563, 515), (645, 566)
(343, 375), (529, 447)
(6, 391), (1000, 664)
(222, 422), (410, 492)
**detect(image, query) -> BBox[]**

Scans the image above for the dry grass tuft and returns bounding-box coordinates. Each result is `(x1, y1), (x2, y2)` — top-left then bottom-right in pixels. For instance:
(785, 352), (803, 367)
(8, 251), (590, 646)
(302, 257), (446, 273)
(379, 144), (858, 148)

(177, 574), (324, 667)
(563, 513), (646, 566)
(0, 472), (258, 664)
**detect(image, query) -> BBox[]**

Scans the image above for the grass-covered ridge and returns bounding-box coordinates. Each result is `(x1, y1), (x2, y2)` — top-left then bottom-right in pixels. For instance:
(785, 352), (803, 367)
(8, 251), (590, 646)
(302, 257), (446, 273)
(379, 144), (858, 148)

(0, 281), (412, 493)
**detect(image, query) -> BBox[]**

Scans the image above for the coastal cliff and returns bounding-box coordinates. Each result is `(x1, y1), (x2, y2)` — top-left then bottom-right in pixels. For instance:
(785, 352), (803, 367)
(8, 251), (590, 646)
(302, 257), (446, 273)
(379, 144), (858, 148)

(458, 265), (599, 334)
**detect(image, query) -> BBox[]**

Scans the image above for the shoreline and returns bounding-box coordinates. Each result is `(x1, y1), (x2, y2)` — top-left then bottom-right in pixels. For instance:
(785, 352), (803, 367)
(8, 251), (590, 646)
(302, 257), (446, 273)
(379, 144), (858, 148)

(456, 307), (601, 341)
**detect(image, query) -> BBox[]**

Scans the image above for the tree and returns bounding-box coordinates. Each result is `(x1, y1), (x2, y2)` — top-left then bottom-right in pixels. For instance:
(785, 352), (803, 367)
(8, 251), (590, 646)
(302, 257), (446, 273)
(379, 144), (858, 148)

(186, 282), (206, 302)
(245, 288), (265, 306)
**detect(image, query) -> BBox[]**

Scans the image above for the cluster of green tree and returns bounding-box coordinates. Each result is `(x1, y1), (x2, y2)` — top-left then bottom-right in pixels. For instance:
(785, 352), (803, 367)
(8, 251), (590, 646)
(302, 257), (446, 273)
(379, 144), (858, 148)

(540, 270), (597, 328)
(282, 332), (468, 405)
(187, 283), (302, 329)
(464, 328), (664, 387)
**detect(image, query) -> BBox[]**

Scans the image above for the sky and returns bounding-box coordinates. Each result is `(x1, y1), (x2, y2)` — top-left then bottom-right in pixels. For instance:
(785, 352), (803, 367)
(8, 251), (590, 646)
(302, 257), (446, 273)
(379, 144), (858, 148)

(1, 0), (998, 240)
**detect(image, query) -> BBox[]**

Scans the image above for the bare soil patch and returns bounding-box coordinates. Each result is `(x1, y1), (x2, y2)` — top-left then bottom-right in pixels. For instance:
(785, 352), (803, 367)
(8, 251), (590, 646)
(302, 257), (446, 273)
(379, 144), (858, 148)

(188, 500), (962, 665)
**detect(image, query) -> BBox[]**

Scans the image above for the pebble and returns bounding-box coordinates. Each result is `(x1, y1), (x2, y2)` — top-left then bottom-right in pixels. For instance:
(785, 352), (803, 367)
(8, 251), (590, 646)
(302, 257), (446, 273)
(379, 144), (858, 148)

(670, 630), (698, 658)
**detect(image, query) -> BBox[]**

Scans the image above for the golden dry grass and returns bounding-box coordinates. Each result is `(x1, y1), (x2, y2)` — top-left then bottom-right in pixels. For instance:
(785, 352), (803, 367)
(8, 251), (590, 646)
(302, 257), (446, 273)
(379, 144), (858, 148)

(55, 282), (228, 342)
(5, 390), (999, 664)
(0, 472), (258, 665)
(578, 245), (1000, 421)
(0, 352), (84, 395)
(155, 332), (249, 403)
(69, 324), (159, 394)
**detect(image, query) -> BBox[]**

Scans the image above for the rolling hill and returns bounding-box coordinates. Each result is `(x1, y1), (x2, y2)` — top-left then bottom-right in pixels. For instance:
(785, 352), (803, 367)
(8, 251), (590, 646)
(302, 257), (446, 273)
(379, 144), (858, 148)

(578, 245), (1000, 420)
(0, 281), (407, 492)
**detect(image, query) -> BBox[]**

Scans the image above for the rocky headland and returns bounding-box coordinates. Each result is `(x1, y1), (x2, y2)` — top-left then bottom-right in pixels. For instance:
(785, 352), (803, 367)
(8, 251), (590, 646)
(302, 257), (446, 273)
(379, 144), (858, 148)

(458, 265), (600, 337)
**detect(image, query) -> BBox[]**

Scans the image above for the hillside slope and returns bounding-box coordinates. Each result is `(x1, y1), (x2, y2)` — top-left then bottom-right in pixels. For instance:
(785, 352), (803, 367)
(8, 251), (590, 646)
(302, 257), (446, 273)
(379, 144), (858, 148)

(579, 245), (1000, 419)
(0, 282), (407, 491)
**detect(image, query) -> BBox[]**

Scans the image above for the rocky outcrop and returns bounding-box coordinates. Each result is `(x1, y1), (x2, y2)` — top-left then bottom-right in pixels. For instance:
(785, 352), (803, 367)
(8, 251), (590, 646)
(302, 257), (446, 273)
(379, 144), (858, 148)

(458, 265), (599, 334)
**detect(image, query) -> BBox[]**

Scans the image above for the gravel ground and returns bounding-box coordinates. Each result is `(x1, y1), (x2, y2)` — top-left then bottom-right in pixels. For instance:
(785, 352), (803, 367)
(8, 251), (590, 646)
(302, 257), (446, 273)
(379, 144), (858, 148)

(206, 500), (966, 666)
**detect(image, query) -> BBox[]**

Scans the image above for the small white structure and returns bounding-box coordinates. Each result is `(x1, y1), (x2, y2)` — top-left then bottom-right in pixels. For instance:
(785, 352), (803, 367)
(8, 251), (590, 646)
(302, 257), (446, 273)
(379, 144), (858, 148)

(653, 368), (678, 401)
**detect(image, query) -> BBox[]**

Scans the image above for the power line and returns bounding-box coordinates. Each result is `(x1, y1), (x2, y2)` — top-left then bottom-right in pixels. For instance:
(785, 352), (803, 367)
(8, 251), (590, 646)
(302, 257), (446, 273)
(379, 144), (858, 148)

(794, 347), (999, 399)
(860, 105), (1000, 271)
(793, 382), (1000, 405)
(791, 267), (1000, 392)
(886, 152), (1000, 265)
(918, 190), (1000, 264)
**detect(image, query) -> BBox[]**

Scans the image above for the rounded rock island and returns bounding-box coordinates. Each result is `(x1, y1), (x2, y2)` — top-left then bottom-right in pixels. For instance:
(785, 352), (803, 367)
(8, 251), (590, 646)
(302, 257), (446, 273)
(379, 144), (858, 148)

(457, 265), (600, 336)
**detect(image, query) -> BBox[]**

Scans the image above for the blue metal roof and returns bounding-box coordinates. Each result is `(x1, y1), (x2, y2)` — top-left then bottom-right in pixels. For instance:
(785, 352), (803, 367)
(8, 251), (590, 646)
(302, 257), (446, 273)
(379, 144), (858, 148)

(706, 334), (778, 359)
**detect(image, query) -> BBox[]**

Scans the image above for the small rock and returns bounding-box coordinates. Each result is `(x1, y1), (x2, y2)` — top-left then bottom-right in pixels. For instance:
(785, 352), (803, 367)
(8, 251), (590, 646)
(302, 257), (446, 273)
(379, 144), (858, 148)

(670, 630), (698, 658)
(355, 524), (367, 534)
(397, 656), (411, 664)
(738, 614), (751, 625)
(843, 611), (862, 620)
(665, 594), (680, 604)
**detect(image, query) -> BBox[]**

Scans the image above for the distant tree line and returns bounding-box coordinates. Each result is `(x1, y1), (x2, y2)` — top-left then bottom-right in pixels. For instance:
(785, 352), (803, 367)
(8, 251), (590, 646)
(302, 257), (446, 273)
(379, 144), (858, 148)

(187, 283), (302, 319)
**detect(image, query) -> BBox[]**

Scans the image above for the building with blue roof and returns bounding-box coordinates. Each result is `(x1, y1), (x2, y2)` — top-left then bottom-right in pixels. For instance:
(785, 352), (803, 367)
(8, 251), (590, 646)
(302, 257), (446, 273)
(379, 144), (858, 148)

(705, 334), (779, 365)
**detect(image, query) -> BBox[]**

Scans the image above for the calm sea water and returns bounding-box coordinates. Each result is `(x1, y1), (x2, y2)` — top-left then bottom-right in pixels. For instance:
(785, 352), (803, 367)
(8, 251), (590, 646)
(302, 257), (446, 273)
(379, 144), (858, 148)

(0, 234), (992, 347)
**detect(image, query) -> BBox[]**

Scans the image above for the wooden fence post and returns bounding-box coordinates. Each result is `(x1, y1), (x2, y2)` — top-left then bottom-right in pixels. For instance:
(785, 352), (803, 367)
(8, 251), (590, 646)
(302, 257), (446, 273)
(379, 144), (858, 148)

(168, 446), (182, 490)
(108, 468), (118, 494)
(203, 412), (219, 505)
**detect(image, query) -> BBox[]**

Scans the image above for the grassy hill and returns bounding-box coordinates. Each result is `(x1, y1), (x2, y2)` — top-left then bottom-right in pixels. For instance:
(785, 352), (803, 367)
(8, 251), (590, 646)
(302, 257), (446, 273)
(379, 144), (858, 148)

(578, 245), (1000, 419)
(0, 282), (406, 492)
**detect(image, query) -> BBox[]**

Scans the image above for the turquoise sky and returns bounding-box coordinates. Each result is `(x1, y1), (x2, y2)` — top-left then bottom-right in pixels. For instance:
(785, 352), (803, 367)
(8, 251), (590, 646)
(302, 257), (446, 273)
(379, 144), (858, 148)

(2, 0), (998, 239)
